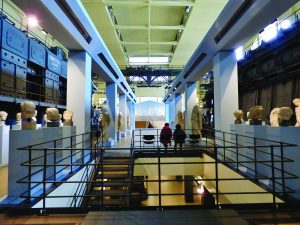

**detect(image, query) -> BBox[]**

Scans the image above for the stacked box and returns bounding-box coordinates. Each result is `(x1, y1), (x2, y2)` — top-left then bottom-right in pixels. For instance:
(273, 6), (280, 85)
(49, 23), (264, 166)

(44, 70), (59, 103)
(0, 19), (28, 98)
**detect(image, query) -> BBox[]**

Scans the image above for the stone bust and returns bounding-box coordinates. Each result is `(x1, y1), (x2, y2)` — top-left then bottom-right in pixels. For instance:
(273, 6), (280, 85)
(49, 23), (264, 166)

(117, 112), (122, 131)
(20, 101), (36, 120)
(248, 105), (263, 125)
(177, 111), (185, 128)
(101, 107), (111, 141)
(191, 105), (202, 135)
(278, 107), (293, 126)
(233, 110), (243, 124)
(293, 98), (300, 127)
(270, 108), (280, 126)
(63, 110), (73, 122)
(16, 112), (22, 125)
(46, 108), (60, 121)
(0, 111), (8, 126)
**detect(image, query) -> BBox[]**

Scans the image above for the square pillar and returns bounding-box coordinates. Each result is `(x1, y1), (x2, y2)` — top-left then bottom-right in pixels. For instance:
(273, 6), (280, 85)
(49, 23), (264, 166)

(175, 94), (183, 126)
(185, 82), (197, 130)
(168, 98), (175, 129)
(67, 51), (92, 134)
(106, 82), (117, 142)
(165, 102), (169, 124)
(131, 102), (135, 130)
(213, 51), (239, 132)
(119, 94), (127, 136)
(126, 100), (132, 131)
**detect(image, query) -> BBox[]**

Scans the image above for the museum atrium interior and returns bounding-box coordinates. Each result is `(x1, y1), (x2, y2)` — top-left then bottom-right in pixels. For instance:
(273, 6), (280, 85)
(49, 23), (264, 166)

(0, 0), (300, 224)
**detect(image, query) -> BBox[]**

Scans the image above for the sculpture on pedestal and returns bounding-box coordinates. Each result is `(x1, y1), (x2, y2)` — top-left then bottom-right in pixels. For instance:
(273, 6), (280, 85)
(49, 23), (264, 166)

(293, 98), (300, 127)
(191, 105), (202, 135)
(16, 112), (22, 125)
(177, 111), (185, 128)
(270, 108), (280, 126)
(63, 110), (73, 126)
(46, 108), (60, 127)
(233, 110), (243, 124)
(0, 111), (8, 126)
(248, 106), (263, 125)
(278, 107), (293, 127)
(117, 112), (122, 131)
(127, 114), (130, 130)
(20, 101), (37, 130)
(101, 107), (111, 141)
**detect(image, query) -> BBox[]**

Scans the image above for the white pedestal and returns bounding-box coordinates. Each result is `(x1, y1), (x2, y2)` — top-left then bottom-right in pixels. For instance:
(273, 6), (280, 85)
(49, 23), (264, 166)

(12, 124), (21, 130)
(231, 124), (300, 198)
(8, 127), (71, 199)
(0, 126), (9, 166)
(117, 131), (121, 140)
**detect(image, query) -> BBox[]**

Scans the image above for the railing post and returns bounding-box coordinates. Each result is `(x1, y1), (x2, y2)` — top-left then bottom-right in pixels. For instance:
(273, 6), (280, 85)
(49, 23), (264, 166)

(43, 147), (47, 211)
(27, 146), (32, 204)
(70, 136), (73, 173)
(54, 140), (57, 184)
(82, 133), (85, 165)
(270, 145), (276, 205)
(214, 146), (219, 207)
(222, 132), (225, 162)
(280, 142), (286, 198)
(254, 138), (257, 179)
(235, 134), (239, 170)
(158, 145), (162, 209)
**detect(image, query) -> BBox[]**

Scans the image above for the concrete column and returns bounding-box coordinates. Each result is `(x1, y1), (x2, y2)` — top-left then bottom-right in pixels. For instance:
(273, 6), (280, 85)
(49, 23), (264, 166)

(119, 94), (127, 136)
(184, 82), (197, 130)
(165, 102), (169, 124)
(175, 94), (183, 125)
(126, 100), (132, 131)
(131, 102), (135, 129)
(168, 98), (175, 129)
(213, 51), (238, 132)
(67, 51), (92, 134)
(106, 82), (117, 142)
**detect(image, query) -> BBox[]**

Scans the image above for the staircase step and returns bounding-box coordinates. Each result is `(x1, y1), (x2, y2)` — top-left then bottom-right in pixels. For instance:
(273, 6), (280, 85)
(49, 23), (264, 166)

(89, 198), (125, 206)
(90, 189), (127, 196)
(96, 174), (128, 179)
(94, 181), (129, 187)
(102, 166), (128, 171)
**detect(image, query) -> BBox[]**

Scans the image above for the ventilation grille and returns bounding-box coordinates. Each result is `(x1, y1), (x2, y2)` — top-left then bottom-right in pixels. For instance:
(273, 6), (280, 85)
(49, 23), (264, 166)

(214, 0), (254, 44)
(183, 53), (207, 79)
(55, 0), (92, 43)
(98, 53), (119, 79)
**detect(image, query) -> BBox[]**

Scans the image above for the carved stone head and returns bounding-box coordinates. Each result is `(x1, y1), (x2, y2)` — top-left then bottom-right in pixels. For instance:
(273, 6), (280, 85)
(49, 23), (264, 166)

(20, 101), (36, 119)
(248, 106), (263, 120)
(46, 108), (60, 121)
(0, 111), (8, 121)
(63, 110), (73, 122)
(270, 108), (280, 126)
(279, 107), (293, 121)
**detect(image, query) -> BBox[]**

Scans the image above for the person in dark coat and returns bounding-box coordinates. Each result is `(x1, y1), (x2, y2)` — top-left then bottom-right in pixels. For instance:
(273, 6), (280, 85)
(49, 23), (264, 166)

(160, 123), (172, 151)
(173, 124), (186, 151)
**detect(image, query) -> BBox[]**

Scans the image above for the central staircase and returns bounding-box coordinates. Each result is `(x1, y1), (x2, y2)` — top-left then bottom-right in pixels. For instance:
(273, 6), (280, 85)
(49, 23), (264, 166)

(86, 156), (131, 207)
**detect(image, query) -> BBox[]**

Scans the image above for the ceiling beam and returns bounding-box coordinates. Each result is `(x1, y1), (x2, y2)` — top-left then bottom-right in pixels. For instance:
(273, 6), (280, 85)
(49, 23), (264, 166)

(124, 52), (174, 56)
(120, 41), (178, 45)
(103, 0), (194, 7)
(114, 25), (185, 30)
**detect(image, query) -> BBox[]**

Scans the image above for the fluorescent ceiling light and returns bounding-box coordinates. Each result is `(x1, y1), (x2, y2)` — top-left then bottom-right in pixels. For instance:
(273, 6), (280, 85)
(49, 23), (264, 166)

(280, 19), (291, 30)
(27, 15), (38, 27)
(129, 56), (169, 65)
(235, 46), (244, 61)
(260, 22), (278, 43)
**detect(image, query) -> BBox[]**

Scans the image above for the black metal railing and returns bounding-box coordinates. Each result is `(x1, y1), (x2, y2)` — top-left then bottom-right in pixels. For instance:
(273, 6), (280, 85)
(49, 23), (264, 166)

(13, 128), (298, 212)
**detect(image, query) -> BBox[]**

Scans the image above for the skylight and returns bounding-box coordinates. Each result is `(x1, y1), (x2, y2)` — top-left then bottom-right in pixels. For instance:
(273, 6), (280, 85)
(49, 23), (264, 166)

(128, 56), (169, 65)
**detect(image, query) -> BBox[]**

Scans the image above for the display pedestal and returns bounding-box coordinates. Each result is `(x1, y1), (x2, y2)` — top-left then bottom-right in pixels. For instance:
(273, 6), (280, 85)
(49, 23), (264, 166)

(12, 124), (21, 130)
(103, 139), (114, 147)
(126, 130), (131, 136)
(121, 131), (126, 137)
(117, 131), (121, 140)
(60, 126), (76, 166)
(47, 121), (60, 127)
(230, 124), (300, 198)
(0, 126), (9, 166)
(22, 121), (36, 130)
(8, 127), (72, 199)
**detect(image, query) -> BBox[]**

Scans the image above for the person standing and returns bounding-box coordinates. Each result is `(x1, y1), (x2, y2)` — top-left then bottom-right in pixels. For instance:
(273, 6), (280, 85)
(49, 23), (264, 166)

(160, 123), (172, 151)
(173, 124), (186, 151)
